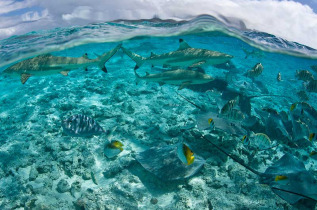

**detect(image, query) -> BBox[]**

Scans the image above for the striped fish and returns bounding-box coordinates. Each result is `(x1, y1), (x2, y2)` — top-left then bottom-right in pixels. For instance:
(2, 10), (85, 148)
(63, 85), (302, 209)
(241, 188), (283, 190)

(306, 79), (317, 93)
(295, 70), (314, 82)
(220, 95), (239, 115)
(242, 133), (271, 149)
(244, 63), (263, 78)
(223, 109), (245, 121)
(62, 114), (105, 137)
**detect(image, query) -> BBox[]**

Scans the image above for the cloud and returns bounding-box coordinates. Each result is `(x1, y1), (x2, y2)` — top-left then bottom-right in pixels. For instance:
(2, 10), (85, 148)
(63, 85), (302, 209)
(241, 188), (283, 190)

(62, 6), (93, 21)
(0, 0), (317, 49)
(21, 9), (49, 22)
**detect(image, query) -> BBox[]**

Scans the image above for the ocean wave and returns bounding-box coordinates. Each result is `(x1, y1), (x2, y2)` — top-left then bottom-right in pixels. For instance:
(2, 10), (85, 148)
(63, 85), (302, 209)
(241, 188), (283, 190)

(0, 14), (316, 69)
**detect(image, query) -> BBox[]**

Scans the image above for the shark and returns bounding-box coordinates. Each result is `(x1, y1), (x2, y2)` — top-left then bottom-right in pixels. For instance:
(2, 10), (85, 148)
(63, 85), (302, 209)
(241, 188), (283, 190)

(121, 39), (233, 70)
(3, 44), (122, 84)
(134, 68), (214, 90)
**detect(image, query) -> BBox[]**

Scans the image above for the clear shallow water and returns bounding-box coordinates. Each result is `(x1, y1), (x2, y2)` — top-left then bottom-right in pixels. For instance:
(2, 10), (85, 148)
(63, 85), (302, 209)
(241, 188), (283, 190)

(0, 15), (317, 209)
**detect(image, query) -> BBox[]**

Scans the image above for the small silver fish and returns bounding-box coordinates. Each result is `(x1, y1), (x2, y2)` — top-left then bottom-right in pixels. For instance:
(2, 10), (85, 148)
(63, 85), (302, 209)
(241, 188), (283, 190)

(277, 72), (281, 82)
(295, 70), (314, 82)
(62, 114), (105, 137)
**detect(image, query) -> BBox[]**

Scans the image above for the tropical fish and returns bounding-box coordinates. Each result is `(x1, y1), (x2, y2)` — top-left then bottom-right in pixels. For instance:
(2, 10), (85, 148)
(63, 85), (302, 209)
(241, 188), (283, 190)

(208, 118), (215, 130)
(3, 44), (122, 84)
(220, 95), (239, 115)
(244, 63), (263, 78)
(104, 140), (124, 158)
(277, 72), (282, 82)
(177, 143), (195, 165)
(62, 114), (105, 137)
(109, 141), (123, 151)
(295, 70), (314, 82)
(305, 79), (317, 93)
(134, 68), (214, 90)
(296, 90), (309, 101)
(242, 133), (271, 149)
(309, 133), (316, 141)
(121, 39), (233, 70)
(275, 175), (288, 182)
(223, 109), (245, 121)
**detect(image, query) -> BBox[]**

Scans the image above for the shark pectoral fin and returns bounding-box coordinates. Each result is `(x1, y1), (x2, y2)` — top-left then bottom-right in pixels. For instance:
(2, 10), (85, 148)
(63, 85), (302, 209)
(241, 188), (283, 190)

(178, 81), (192, 90)
(178, 39), (191, 50)
(21, 74), (31, 84)
(190, 60), (206, 68)
(60, 71), (70, 76)
(158, 82), (165, 86)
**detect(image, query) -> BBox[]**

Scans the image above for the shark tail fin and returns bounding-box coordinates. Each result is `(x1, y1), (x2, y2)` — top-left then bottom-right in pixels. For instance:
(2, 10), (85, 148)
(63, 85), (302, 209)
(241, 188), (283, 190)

(121, 46), (146, 70)
(97, 44), (122, 73)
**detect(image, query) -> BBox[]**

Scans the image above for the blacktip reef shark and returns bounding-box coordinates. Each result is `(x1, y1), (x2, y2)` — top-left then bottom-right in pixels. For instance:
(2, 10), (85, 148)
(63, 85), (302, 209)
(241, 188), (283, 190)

(3, 44), (122, 84)
(121, 39), (233, 70)
(134, 68), (214, 90)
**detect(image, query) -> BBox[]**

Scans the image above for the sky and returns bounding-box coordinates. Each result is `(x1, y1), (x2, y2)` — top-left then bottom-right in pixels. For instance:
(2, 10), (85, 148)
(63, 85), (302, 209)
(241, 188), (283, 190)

(0, 0), (317, 49)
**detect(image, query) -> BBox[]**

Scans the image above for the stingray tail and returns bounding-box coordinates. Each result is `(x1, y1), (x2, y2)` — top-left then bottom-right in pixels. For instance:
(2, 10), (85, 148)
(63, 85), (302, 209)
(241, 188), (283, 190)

(121, 46), (146, 70)
(97, 44), (122, 73)
(176, 91), (204, 111)
(201, 135), (262, 176)
(271, 187), (317, 202)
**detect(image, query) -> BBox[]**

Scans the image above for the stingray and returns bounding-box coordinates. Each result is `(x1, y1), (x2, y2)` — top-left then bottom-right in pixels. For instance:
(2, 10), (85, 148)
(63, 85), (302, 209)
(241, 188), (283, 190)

(201, 135), (317, 205)
(136, 144), (205, 181)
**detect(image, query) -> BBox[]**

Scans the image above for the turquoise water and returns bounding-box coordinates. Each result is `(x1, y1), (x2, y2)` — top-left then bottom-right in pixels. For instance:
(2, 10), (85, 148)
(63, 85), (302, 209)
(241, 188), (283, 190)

(0, 15), (317, 209)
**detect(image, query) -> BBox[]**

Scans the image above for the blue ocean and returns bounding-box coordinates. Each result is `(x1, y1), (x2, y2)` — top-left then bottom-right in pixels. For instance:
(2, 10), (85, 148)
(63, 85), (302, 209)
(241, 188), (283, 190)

(0, 15), (317, 209)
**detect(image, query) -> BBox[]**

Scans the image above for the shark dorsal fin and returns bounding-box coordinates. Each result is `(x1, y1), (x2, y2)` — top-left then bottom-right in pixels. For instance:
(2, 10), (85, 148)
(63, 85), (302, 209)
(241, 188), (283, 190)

(178, 39), (191, 50)
(146, 72), (150, 76)
(150, 52), (156, 57)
